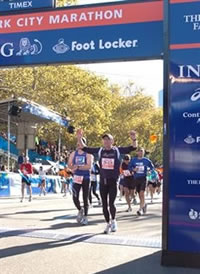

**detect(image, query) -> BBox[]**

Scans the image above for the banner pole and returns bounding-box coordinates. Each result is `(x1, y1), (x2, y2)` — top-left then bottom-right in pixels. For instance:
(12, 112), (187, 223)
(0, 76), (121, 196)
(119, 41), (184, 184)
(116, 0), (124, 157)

(7, 102), (11, 172)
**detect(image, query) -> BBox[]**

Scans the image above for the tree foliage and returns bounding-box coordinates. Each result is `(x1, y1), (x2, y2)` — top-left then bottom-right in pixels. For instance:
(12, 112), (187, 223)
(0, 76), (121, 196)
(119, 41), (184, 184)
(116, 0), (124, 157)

(56, 0), (77, 7)
(0, 65), (163, 165)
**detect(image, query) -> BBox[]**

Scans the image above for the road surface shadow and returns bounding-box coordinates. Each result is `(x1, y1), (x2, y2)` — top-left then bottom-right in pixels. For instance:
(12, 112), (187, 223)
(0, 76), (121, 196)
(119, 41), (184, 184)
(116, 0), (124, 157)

(96, 251), (200, 274)
(0, 233), (97, 259)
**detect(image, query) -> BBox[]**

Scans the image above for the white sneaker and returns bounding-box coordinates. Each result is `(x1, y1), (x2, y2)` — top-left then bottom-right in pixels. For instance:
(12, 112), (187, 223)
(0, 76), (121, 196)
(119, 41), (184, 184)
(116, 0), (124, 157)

(137, 209), (143, 216)
(111, 220), (117, 232)
(104, 223), (111, 234)
(81, 216), (88, 225)
(76, 208), (84, 223)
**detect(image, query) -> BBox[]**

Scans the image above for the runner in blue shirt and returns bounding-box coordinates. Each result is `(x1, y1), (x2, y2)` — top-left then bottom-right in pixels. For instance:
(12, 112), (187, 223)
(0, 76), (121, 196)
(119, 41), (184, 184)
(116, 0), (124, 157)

(129, 147), (154, 216)
(68, 138), (93, 226)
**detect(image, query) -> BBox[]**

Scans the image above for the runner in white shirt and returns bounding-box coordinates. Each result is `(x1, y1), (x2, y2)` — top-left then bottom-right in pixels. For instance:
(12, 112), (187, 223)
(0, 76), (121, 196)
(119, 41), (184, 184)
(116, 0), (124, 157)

(38, 166), (47, 196)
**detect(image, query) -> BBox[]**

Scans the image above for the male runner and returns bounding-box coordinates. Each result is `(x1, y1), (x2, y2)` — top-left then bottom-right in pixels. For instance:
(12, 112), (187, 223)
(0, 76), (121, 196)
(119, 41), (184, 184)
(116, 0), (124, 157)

(129, 148), (154, 216)
(68, 138), (93, 225)
(20, 157), (33, 202)
(77, 129), (137, 234)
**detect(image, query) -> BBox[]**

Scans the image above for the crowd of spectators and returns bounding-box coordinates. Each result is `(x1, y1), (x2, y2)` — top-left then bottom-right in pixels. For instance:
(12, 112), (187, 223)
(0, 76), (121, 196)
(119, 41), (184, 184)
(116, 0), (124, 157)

(35, 137), (71, 164)
(0, 131), (16, 144)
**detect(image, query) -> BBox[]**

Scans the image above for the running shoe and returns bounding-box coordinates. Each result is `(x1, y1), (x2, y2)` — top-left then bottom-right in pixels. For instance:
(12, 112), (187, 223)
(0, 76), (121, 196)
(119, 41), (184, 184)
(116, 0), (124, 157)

(76, 208), (84, 223)
(151, 199), (153, 203)
(126, 207), (132, 212)
(133, 198), (137, 205)
(143, 204), (148, 214)
(104, 223), (111, 234)
(28, 196), (32, 202)
(20, 198), (24, 203)
(98, 200), (102, 206)
(81, 216), (88, 226)
(137, 209), (143, 216)
(111, 220), (117, 232)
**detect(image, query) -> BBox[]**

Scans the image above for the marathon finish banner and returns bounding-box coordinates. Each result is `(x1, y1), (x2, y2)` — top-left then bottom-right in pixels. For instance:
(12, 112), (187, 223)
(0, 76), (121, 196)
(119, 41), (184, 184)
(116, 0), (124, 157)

(168, 0), (200, 253)
(0, 0), (55, 13)
(0, 1), (163, 66)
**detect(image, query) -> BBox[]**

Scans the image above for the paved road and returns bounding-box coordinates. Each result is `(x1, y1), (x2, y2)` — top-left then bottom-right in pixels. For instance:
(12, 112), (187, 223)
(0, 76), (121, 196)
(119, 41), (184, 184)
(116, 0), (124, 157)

(0, 192), (162, 247)
(0, 193), (199, 273)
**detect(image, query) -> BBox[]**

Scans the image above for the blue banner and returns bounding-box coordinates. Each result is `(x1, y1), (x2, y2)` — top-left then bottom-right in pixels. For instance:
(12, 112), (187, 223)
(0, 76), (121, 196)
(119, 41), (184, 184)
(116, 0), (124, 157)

(0, 172), (10, 196)
(168, 0), (200, 253)
(22, 102), (69, 127)
(0, 1), (163, 66)
(0, 22), (163, 66)
(0, 0), (54, 13)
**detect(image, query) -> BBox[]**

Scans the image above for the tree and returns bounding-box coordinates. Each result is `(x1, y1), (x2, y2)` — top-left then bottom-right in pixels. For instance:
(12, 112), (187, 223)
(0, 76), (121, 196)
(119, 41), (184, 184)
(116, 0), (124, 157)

(0, 65), (120, 148)
(56, 0), (77, 7)
(0, 65), (163, 165)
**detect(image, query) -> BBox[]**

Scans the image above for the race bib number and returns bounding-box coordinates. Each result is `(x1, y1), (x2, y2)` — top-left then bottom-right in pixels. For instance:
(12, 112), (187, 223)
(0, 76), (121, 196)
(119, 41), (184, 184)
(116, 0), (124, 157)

(136, 165), (145, 174)
(102, 158), (115, 170)
(75, 156), (85, 165)
(123, 170), (131, 177)
(73, 175), (84, 184)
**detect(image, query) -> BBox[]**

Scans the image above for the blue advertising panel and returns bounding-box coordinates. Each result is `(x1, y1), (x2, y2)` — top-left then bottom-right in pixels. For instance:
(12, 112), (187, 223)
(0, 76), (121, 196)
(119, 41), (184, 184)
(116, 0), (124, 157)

(0, 1), (163, 66)
(168, 0), (200, 254)
(0, 0), (55, 13)
(0, 172), (10, 196)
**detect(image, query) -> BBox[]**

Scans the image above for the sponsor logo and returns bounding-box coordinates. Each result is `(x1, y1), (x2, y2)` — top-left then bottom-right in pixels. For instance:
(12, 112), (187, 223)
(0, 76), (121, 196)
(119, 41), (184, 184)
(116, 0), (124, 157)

(53, 39), (70, 54)
(0, 38), (42, 57)
(187, 179), (200, 185)
(189, 209), (199, 220)
(182, 89), (200, 123)
(191, 88), (200, 102)
(9, 1), (33, 10)
(184, 135), (196, 144)
(52, 38), (138, 54)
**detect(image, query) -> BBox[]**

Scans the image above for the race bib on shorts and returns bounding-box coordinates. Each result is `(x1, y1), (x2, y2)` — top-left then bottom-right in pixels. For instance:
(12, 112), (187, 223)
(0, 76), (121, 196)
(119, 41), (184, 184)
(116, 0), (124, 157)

(136, 165), (145, 174)
(123, 170), (131, 177)
(73, 175), (84, 184)
(102, 158), (115, 170)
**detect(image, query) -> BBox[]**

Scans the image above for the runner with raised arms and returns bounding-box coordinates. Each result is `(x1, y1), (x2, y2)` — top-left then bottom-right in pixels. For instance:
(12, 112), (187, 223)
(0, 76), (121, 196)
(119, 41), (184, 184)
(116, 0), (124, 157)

(77, 129), (138, 234)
